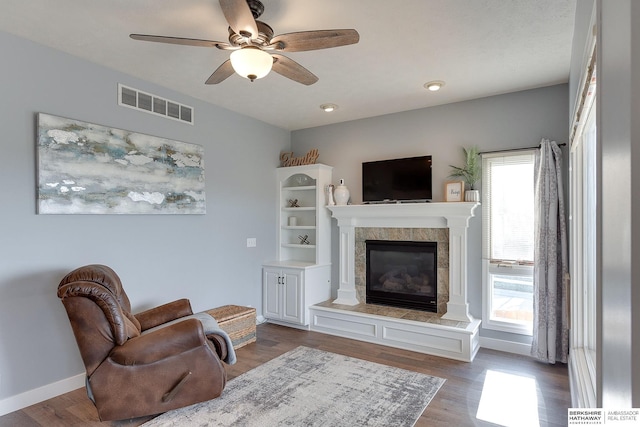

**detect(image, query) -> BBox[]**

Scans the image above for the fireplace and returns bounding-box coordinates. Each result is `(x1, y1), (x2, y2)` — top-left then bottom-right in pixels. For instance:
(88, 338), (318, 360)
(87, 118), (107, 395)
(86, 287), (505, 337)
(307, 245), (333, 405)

(328, 203), (479, 323)
(366, 240), (437, 312)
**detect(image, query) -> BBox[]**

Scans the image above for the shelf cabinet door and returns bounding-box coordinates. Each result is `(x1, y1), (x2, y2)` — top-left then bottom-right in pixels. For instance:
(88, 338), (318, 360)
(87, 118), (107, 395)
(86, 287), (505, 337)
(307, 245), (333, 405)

(263, 268), (281, 320)
(262, 267), (304, 324)
(282, 269), (303, 324)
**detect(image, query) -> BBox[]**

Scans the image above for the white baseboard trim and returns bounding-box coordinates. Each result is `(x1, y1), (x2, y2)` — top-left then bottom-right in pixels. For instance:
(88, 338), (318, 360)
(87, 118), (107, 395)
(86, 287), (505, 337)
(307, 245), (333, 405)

(0, 373), (85, 416)
(479, 336), (533, 356)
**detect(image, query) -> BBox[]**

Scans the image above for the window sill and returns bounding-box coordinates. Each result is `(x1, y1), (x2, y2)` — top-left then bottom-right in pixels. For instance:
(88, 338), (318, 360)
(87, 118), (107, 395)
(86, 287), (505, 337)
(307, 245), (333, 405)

(483, 318), (533, 336)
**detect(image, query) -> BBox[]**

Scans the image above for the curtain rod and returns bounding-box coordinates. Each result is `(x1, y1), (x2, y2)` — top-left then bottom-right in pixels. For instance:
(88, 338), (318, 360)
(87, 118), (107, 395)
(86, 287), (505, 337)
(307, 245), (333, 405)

(479, 142), (566, 156)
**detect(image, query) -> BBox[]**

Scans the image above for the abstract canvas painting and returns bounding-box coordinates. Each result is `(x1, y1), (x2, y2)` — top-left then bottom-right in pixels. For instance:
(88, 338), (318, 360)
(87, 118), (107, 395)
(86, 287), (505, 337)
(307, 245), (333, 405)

(37, 113), (205, 214)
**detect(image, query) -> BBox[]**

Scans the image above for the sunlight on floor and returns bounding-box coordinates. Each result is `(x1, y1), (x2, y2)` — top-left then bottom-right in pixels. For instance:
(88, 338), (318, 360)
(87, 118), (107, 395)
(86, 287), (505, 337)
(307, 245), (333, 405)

(476, 370), (540, 427)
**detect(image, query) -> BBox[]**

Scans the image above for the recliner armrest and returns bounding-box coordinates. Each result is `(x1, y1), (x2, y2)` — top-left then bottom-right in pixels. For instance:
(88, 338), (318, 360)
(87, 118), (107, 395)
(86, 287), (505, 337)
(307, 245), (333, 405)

(110, 318), (207, 365)
(206, 333), (229, 362)
(135, 298), (193, 331)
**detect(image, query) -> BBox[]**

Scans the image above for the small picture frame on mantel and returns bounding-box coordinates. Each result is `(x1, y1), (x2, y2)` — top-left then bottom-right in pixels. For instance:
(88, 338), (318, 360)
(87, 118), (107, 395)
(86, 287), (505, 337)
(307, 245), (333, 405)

(444, 181), (465, 202)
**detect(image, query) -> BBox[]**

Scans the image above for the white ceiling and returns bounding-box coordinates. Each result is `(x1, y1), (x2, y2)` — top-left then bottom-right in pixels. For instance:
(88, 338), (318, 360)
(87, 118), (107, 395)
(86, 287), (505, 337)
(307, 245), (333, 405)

(0, 0), (576, 131)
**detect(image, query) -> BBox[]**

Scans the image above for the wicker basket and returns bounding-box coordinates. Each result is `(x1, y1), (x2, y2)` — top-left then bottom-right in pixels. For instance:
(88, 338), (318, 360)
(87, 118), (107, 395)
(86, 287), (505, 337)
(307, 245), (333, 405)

(206, 305), (256, 349)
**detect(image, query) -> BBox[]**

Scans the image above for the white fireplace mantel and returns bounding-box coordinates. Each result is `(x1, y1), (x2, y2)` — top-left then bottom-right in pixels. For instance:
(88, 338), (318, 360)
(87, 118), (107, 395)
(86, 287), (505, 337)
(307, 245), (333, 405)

(327, 202), (480, 322)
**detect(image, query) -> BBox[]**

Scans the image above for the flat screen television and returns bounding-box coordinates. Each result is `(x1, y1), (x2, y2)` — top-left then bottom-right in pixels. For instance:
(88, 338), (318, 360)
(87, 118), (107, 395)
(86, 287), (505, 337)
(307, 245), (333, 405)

(362, 155), (432, 203)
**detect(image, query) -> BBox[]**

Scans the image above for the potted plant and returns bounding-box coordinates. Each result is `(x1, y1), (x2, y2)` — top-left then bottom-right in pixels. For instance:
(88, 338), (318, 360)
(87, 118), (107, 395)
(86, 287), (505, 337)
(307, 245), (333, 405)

(449, 146), (481, 201)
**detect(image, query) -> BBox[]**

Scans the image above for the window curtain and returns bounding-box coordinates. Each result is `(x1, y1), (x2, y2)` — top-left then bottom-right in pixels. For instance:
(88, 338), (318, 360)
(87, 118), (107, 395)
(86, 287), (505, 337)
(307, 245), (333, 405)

(531, 138), (569, 363)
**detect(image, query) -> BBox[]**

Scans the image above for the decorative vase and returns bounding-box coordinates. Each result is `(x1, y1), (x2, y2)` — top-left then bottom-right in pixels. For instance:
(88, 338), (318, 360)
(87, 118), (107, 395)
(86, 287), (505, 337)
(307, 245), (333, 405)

(326, 184), (336, 206)
(334, 179), (350, 205)
(465, 189), (480, 202)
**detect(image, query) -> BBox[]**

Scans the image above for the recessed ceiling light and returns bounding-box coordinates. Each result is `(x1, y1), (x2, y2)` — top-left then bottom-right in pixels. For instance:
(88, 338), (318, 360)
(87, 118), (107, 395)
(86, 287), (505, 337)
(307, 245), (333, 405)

(424, 81), (445, 91)
(320, 103), (338, 112)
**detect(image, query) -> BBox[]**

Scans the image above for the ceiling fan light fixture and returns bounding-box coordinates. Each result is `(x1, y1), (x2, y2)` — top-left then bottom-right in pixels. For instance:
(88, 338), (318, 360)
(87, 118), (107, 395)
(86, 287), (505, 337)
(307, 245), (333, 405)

(230, 47), (273, 81)
(130, 1), (359, 86)
(424, 80), (445, 91)
(320, 103), (338, 112)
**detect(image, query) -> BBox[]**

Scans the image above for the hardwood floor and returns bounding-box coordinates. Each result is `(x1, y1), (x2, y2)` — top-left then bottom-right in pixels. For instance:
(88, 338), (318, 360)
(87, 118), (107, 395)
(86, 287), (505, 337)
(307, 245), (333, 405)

(0, 323), (571, 426)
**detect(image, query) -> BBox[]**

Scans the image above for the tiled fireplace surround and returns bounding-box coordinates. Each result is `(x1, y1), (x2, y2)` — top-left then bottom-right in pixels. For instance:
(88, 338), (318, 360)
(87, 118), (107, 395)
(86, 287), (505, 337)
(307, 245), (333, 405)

(309, 202), (482, 361)
(354, 227), (450, 315)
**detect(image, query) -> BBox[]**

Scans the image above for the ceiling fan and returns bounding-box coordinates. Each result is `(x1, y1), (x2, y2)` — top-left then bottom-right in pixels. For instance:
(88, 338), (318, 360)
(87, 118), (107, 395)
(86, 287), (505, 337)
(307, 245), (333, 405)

(130, 0), (360, 85)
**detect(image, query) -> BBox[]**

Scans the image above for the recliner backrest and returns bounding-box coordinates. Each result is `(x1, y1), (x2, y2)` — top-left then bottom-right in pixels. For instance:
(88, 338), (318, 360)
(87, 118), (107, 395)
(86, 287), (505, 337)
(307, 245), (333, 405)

(57, 265), (142, 374)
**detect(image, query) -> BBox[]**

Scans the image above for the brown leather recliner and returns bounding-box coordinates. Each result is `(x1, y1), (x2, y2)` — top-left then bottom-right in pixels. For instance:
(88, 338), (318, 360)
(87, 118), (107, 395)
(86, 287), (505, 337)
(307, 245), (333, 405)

(57, 264), (228, 421)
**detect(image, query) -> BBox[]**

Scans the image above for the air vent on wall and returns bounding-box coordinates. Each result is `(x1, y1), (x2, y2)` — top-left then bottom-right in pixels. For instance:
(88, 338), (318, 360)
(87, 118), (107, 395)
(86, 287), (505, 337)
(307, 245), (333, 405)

(118, 84), (194, 125)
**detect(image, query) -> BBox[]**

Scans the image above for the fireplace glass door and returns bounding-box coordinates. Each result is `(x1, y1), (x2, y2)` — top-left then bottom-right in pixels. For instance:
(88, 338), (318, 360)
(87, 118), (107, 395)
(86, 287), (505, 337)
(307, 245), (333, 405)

(366, 240), (437, 312)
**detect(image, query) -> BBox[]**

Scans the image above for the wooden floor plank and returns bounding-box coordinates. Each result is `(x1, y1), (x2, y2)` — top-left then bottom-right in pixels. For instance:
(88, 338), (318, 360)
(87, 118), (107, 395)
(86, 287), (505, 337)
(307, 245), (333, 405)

(0, 323), (571, 426)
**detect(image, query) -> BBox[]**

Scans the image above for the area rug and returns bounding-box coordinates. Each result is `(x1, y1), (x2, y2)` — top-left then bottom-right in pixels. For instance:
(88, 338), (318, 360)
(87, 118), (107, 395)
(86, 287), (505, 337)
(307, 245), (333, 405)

(143, 346), (445, 426)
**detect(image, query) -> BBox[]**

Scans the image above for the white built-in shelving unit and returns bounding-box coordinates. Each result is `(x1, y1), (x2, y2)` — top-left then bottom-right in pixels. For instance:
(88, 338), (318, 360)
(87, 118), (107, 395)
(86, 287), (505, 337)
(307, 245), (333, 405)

(262, 164), (333, 329)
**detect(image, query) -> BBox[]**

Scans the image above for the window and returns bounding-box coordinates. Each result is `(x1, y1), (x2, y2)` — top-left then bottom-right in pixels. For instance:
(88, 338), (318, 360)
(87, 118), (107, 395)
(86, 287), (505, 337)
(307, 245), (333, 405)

(569, 60), (597, 406)
(482, 151), (536, 335)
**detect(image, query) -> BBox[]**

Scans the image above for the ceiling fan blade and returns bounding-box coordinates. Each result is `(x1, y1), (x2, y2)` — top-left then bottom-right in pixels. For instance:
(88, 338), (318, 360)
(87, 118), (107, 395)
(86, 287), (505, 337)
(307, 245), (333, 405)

(271, 54), (318, 86)
(130, 34), (230, 49)
(219, 0), (259, 39)
(205, 60), (235, 84)
(270, 29), (360, 52)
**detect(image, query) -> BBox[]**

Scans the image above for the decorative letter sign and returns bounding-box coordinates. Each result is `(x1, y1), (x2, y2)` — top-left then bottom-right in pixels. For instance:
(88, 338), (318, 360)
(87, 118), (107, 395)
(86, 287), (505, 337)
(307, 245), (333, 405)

(280, 149), (320, 167)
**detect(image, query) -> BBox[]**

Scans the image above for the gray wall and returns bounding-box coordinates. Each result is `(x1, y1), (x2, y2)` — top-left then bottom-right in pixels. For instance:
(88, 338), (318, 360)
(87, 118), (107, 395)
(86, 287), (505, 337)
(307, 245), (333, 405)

(0, 31), (288, 401)
(292, 84), (569, 344)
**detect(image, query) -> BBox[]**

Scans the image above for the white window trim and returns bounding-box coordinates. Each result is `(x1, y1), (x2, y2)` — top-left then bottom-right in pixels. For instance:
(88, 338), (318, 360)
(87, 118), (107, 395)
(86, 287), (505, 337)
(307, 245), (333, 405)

(481, 150), (536, 336)
(568, 32), (598, 408)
